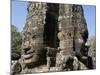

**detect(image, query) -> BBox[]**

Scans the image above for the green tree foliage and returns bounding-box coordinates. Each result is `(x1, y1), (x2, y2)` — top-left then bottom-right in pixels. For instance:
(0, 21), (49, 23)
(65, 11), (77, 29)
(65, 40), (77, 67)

(11, 25), (22, 60)
(86, 36), (96, 68)
(87, 36), (96, 57)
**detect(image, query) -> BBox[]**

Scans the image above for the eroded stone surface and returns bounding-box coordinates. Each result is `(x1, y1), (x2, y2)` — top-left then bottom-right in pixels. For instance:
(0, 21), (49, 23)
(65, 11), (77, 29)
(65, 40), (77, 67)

(20, 2), (93, 74)
(22, 2), (47, 67)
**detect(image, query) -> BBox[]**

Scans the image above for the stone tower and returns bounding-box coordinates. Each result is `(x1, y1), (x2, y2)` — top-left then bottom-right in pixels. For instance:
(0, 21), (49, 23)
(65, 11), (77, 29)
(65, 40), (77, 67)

(22, 2), (47, 72)
(21, 2), (92, 73)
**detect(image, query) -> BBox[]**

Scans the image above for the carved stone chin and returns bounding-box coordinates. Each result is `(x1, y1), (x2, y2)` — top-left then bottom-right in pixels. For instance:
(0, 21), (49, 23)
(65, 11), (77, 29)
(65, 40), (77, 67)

(24, 54), (39, 64)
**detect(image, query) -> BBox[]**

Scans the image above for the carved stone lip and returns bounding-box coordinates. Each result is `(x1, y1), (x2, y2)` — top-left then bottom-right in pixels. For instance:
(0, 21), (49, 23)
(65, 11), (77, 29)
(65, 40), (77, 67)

(24, 58), (33, 64)
(23, 46), (31, 51)
(24, 54), (39, 64)
(23, 53), (33, 59)
(26, 50), (34, 54)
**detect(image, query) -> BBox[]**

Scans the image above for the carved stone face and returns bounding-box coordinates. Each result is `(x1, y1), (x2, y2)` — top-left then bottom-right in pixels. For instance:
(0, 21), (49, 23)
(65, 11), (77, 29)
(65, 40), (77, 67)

(22, 30), (43, 66)
(22, 3), (47, 67)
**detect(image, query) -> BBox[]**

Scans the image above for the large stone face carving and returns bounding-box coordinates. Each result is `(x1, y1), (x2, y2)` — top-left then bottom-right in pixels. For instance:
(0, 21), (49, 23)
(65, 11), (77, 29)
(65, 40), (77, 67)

(22, 2), (47, 67)
(21, 2), (92, 73)
(56, 4), (89, 70)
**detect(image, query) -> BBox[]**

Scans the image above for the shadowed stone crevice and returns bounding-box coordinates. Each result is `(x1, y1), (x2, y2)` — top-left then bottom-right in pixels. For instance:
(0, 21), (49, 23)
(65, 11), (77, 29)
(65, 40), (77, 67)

(43, 3), (59, 48)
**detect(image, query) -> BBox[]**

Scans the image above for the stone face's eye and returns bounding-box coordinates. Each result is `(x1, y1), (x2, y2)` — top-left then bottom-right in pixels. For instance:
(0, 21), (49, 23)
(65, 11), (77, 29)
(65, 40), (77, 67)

(32, 34), (36, 39)
(69, 33), (71, 37)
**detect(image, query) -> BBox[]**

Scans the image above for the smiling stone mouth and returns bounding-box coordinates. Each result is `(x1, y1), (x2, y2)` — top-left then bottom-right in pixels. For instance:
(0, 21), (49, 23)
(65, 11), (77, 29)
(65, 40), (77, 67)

(26, 50), (35, 54)
(23, 53), (33, 59)
(23, 49), (36, 60)
(23, 54), (40, 64)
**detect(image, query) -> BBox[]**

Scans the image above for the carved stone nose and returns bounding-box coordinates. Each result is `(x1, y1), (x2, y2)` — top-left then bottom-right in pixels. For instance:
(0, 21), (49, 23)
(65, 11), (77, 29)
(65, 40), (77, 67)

(23, 46), (31, 51)
(23, 45), (31, 55)
(22, 41), (31, 51)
